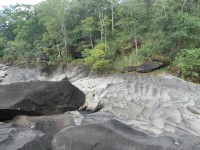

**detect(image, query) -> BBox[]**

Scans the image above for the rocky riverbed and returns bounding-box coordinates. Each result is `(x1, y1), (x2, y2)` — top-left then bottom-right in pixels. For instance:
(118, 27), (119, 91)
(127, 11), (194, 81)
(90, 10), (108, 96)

(0, 63), (200, 150)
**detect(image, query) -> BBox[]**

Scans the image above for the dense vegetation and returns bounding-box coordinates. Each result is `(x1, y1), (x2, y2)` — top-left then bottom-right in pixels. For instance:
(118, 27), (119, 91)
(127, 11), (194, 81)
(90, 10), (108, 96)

(0, 0), (200, 82)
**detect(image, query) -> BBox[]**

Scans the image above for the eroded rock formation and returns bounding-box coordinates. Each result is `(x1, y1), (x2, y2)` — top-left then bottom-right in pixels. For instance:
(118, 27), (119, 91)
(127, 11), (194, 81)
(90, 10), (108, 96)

(0, 63), (200, 150)
(74, 74), (200, 136)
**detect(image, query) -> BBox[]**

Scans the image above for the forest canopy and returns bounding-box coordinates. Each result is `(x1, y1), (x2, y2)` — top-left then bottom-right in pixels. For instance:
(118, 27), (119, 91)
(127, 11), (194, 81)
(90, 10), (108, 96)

(0, 0), (200, 81)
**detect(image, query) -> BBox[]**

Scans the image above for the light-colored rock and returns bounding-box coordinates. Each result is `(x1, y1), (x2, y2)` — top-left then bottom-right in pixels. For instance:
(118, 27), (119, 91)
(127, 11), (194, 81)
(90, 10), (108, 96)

(0, 63), (90, 85)
(66, 111), (84, 125)
(48, 64), (90, 82)
(73, 74), (200, 136)
(0, 66), (40, 85)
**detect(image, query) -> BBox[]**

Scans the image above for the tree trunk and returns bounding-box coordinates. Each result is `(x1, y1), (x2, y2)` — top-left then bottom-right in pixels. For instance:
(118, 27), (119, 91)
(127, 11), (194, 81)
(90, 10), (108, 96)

(105, 28), (107, 52)
(134, 36), (138, 64)
(89, 30), (93, 49)
(135, 36), (138, 55)
(55, 36), (62, 60)
(111, 2), (114, 31)
(99, 11), (104, 42)
(181, 0), (187, 12)
(60, 13), (69, 57)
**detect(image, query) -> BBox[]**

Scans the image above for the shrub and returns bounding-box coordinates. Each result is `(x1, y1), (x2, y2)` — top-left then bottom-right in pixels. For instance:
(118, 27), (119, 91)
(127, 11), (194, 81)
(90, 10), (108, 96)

(82, 43), (111, 72)
(151, 55), (171, 66)
(175, 48), (200, 82)
(113, 50), (143, 71)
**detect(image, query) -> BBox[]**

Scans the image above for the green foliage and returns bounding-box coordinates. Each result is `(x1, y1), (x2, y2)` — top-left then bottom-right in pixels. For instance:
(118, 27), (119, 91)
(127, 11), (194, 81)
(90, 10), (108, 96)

(81, 17), (96, 35)
(113, 51), (143, 71)
(3, 40), (38, 63)
(175, 48), (200, 81)
(0, 37), (6, 57)
(0, 0), (200, 82)
(0, 4), (44, 63)
(151, 1), (200, 56)
(82, 43), (110, 72)
(151, 55), (171, 66)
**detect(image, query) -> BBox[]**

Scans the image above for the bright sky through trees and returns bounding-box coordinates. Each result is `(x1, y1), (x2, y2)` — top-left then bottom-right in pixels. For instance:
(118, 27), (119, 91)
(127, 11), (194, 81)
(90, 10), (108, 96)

(0, 0), (45, 9)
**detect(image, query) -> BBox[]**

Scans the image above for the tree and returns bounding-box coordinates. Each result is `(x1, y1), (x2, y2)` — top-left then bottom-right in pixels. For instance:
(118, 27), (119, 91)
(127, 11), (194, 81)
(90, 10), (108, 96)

(82, 43), (110, 72)
(0, 4), (44, 62)
(108, 0), (120, 32)
(98, 4), (108, 42)
(175, 48), (200, 82)
(116, 0), (146, 63)
(151, 0), (200, 56)
(81, 17), (96, 49)
(36, 0), (70, 60)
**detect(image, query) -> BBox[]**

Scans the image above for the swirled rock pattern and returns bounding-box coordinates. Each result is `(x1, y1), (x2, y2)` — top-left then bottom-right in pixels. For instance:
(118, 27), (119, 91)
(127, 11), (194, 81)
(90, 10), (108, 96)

(73, 74), (200, 136)
(0, 63), (200, 149)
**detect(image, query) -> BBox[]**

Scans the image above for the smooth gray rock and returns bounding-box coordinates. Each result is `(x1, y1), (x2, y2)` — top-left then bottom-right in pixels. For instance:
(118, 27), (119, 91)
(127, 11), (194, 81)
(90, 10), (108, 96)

(11, 114), (75, 149)
(0, 66), (39, 85)
(52, 119), (200, 150)
(0, 81), (85, 121)
(0, 123), (46, 150)
(62, 64), (90, 82)
(82, 111), (116, 124)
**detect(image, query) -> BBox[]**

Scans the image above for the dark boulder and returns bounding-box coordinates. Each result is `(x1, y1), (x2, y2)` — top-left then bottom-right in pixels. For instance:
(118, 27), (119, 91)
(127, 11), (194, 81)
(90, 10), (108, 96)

(136, 61), (163, 73)
(38, 62), (48, 76)
(121, 66), (137, 73)
(38, 53), (49, 76)
(38, 53), (49, 61)
(122, 61), (163, 73)
(43, 44), (53, 49)
(0, 81), (85, 121)
(71, 51), (83, 59)
(0, 123), (46, 150)
(11, 114), (75, 149)
(52, 119), (200, 150)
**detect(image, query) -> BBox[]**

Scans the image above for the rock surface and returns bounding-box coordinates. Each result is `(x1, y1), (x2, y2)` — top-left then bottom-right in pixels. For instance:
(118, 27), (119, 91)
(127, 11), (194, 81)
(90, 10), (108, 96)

(11, 114), (75, 149)
(0, 64), (40, 85)
(0, 63), (90, 85)
(0, 80), (85, 121)
(38, 53), (49, 76)
(136, 61), (163, 73)
(0, 63), (200, 150)
(122, 61), (164, 73)
(0, 123), (46, 150)
(74, 74), (200, 136)
(52, 119), (200, 150)
(122, 65), (137, 73)
(49, 64), (90, 82)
